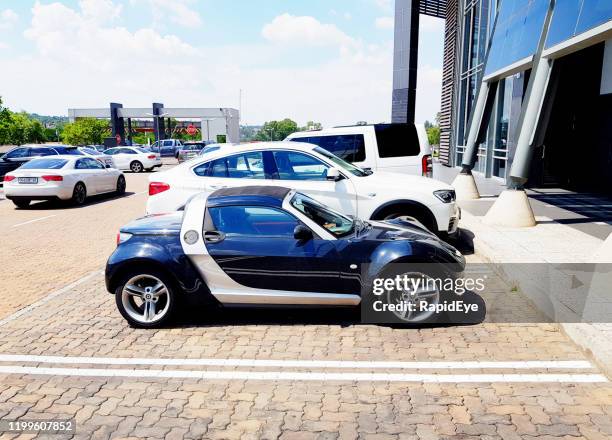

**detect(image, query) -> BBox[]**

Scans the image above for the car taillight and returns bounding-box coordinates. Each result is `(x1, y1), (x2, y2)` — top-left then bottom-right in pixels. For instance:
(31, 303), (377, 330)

(422, 154), (433, 178)
(147, 155), (156, 159)
(42, 175), (63, 181)
(149, 181), (170, 196)
(116, 232), (132, 246)
(3, 175), (15, 182)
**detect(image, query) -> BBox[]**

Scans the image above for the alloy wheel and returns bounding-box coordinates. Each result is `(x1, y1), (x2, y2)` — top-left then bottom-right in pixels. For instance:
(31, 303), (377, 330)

(385, 271), (440, 323)
(130, 161), (143, 173)
(121, 275), (171, 324)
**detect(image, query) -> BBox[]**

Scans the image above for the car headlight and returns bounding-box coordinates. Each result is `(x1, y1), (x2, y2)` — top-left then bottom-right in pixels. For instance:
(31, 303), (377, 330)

(434, 190), (456, 203)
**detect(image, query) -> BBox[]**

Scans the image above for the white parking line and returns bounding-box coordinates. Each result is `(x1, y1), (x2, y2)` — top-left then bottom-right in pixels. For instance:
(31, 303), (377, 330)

(0, 355), (595, 370)
(11, 214), (57, 228)
(0, 270), (103, 327)
(0, 365), (605, 383)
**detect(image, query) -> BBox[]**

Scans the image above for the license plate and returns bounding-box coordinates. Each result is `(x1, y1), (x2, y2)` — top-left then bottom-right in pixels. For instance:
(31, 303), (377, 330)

(18, 177), (38, 184)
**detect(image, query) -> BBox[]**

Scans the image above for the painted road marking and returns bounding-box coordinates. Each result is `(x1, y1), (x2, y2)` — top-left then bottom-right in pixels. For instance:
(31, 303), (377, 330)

(11, 214), (57, 228)
(0, 355), (595, 370)
(0, 366), (606, 383)
(0, 270), (103, 327)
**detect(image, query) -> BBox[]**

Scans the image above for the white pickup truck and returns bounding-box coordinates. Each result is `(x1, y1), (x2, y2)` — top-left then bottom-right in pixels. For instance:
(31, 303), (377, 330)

(285, 123), (432, 177)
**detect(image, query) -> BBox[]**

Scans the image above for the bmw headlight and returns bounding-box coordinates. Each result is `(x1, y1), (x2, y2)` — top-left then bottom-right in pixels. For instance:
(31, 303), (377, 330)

(434, 189), (456, 203)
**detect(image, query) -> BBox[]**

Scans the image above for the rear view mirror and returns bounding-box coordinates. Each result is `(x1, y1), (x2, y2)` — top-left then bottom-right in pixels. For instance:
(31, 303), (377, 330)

(326, 168), (342, 181)
(293, 225), (313, 241)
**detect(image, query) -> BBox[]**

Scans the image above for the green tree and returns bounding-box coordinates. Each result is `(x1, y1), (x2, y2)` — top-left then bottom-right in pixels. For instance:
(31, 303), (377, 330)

(6, 113), (46, 145)
(0, 97), (12, 145)
(61, 118), (110, 145)
(301, 121), (322, 131)
(254, 119), (299, 141)
(426, 125), (440, 146)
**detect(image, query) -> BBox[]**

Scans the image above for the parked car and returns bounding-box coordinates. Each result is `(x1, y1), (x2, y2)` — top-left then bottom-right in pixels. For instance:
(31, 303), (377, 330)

(0, 145), (82, 180)
(77, 147), (114, 168)
(197, 143), (236, 157)
(107, 185), (464, 327)
(103, 147), (161, 173)
(86, 144), (107, 153)
(177, 142), (207, 163)
(3, 156), (126, 208)
(146, 142), (460, 237)
(150, 139), (183, 158)
(285, 123), (433, 177)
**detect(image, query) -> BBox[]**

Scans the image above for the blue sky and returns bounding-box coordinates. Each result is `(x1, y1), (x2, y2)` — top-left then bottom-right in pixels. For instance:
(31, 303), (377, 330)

(0, 0), (444, 126)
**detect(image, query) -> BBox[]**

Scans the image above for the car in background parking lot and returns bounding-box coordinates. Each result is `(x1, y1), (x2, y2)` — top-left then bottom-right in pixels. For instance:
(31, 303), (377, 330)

(0, 145), (82, 180)
(77, 147), (114, 168)
(4, 156), (126, 208)
(177, 142), (207, 163)
(147, 142), (460, 237)
(286, 123), (433, 177)
(149, 139), (183, 158)
(103, 147), (161, 173)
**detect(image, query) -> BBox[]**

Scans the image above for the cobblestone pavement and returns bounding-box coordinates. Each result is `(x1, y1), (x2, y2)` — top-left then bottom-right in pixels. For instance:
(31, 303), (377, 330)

(0, 166), (172, 319)
(0, 163), (610, 439)
(0, 272), (610, 439)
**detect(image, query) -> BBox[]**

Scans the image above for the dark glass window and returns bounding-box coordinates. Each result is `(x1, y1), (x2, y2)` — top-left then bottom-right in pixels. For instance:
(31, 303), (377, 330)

(30, 148), (57, 157)
(291, 134), (366, 162)
(20, 159), (68, 169)
(193, 161), (210, 176)
(5, 148), (29, 158)
(485, 0), (548, 75)
(206, 152), (265, 179)
(272, 151), (328, 180)
(374, 124), (420, 158)
(209, 206), (298, 237)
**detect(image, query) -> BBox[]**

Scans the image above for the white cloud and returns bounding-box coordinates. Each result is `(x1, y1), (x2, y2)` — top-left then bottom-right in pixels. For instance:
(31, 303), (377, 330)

(262, 14), (356, 49)
(133, 0), (202, 29)
(0, 8), (18, 30)
(0, 1), (443, 127)
(79, 0), (122, 23)
(373, 0), (392, 11)
(375, 16), (394, 30)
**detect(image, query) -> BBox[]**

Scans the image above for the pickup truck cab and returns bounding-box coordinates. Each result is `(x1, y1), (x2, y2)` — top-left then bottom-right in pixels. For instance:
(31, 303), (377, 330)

(285, 123), (432, 177)
(150, 139), (183, 158)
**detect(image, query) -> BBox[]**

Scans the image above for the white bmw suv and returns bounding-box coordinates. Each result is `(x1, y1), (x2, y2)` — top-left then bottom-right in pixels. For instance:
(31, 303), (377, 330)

(146, 142), (460, 236)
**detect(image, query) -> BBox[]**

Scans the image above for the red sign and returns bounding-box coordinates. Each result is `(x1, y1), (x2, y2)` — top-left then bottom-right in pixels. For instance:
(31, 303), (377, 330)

(115, 134), (122, 144)
(186, 124), (197, 136)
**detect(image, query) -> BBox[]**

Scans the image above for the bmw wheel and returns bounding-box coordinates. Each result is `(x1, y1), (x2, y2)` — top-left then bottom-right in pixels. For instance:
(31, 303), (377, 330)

(115, 271), (177, 328)
(116, 175), (126, 195)
(71, 182), (87, 206)
(130, 161), (143, 173)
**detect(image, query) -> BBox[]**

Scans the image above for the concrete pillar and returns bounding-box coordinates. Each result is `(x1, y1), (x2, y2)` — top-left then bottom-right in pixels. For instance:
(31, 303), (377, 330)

(152, 103), (165, 141)
(453, 81), (492, 200)
(110, 102), (125, 146)
(391, 0), (420, 123)
(483, 0), (556, 228)
(127, 118), (132, 145)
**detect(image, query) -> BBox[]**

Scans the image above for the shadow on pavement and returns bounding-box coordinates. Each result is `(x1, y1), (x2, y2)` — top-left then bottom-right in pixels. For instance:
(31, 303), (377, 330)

(13, 191), (137, 210)
(173, 290), (486, 330)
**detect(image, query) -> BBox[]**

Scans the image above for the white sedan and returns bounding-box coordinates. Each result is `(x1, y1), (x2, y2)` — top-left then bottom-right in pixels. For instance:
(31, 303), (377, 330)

(146, 141), (460, 236)
(103, 147), (161, 173)
(77, 146), (114, 168)
(3, 156), (126, 208)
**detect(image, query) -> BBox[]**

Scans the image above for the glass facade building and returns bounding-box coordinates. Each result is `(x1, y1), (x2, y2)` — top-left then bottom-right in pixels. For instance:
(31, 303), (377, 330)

(440, 0), (612, 189)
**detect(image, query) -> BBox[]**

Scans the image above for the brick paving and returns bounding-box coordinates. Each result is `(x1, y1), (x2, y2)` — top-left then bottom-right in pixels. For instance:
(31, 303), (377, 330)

(0, 169), (154, 319)
(0, 164), (610, 439)
(0, 274), (610, 439)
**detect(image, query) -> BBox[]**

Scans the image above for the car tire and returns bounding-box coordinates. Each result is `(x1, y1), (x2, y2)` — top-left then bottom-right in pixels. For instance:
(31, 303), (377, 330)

(130, 161), (144, 173)
(374, 264), (448, 325)
(115, 269), (178, 328)
(116, 175), (126, 195)
(13, 199), (31, 209)
(71, 182), (87, 206)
